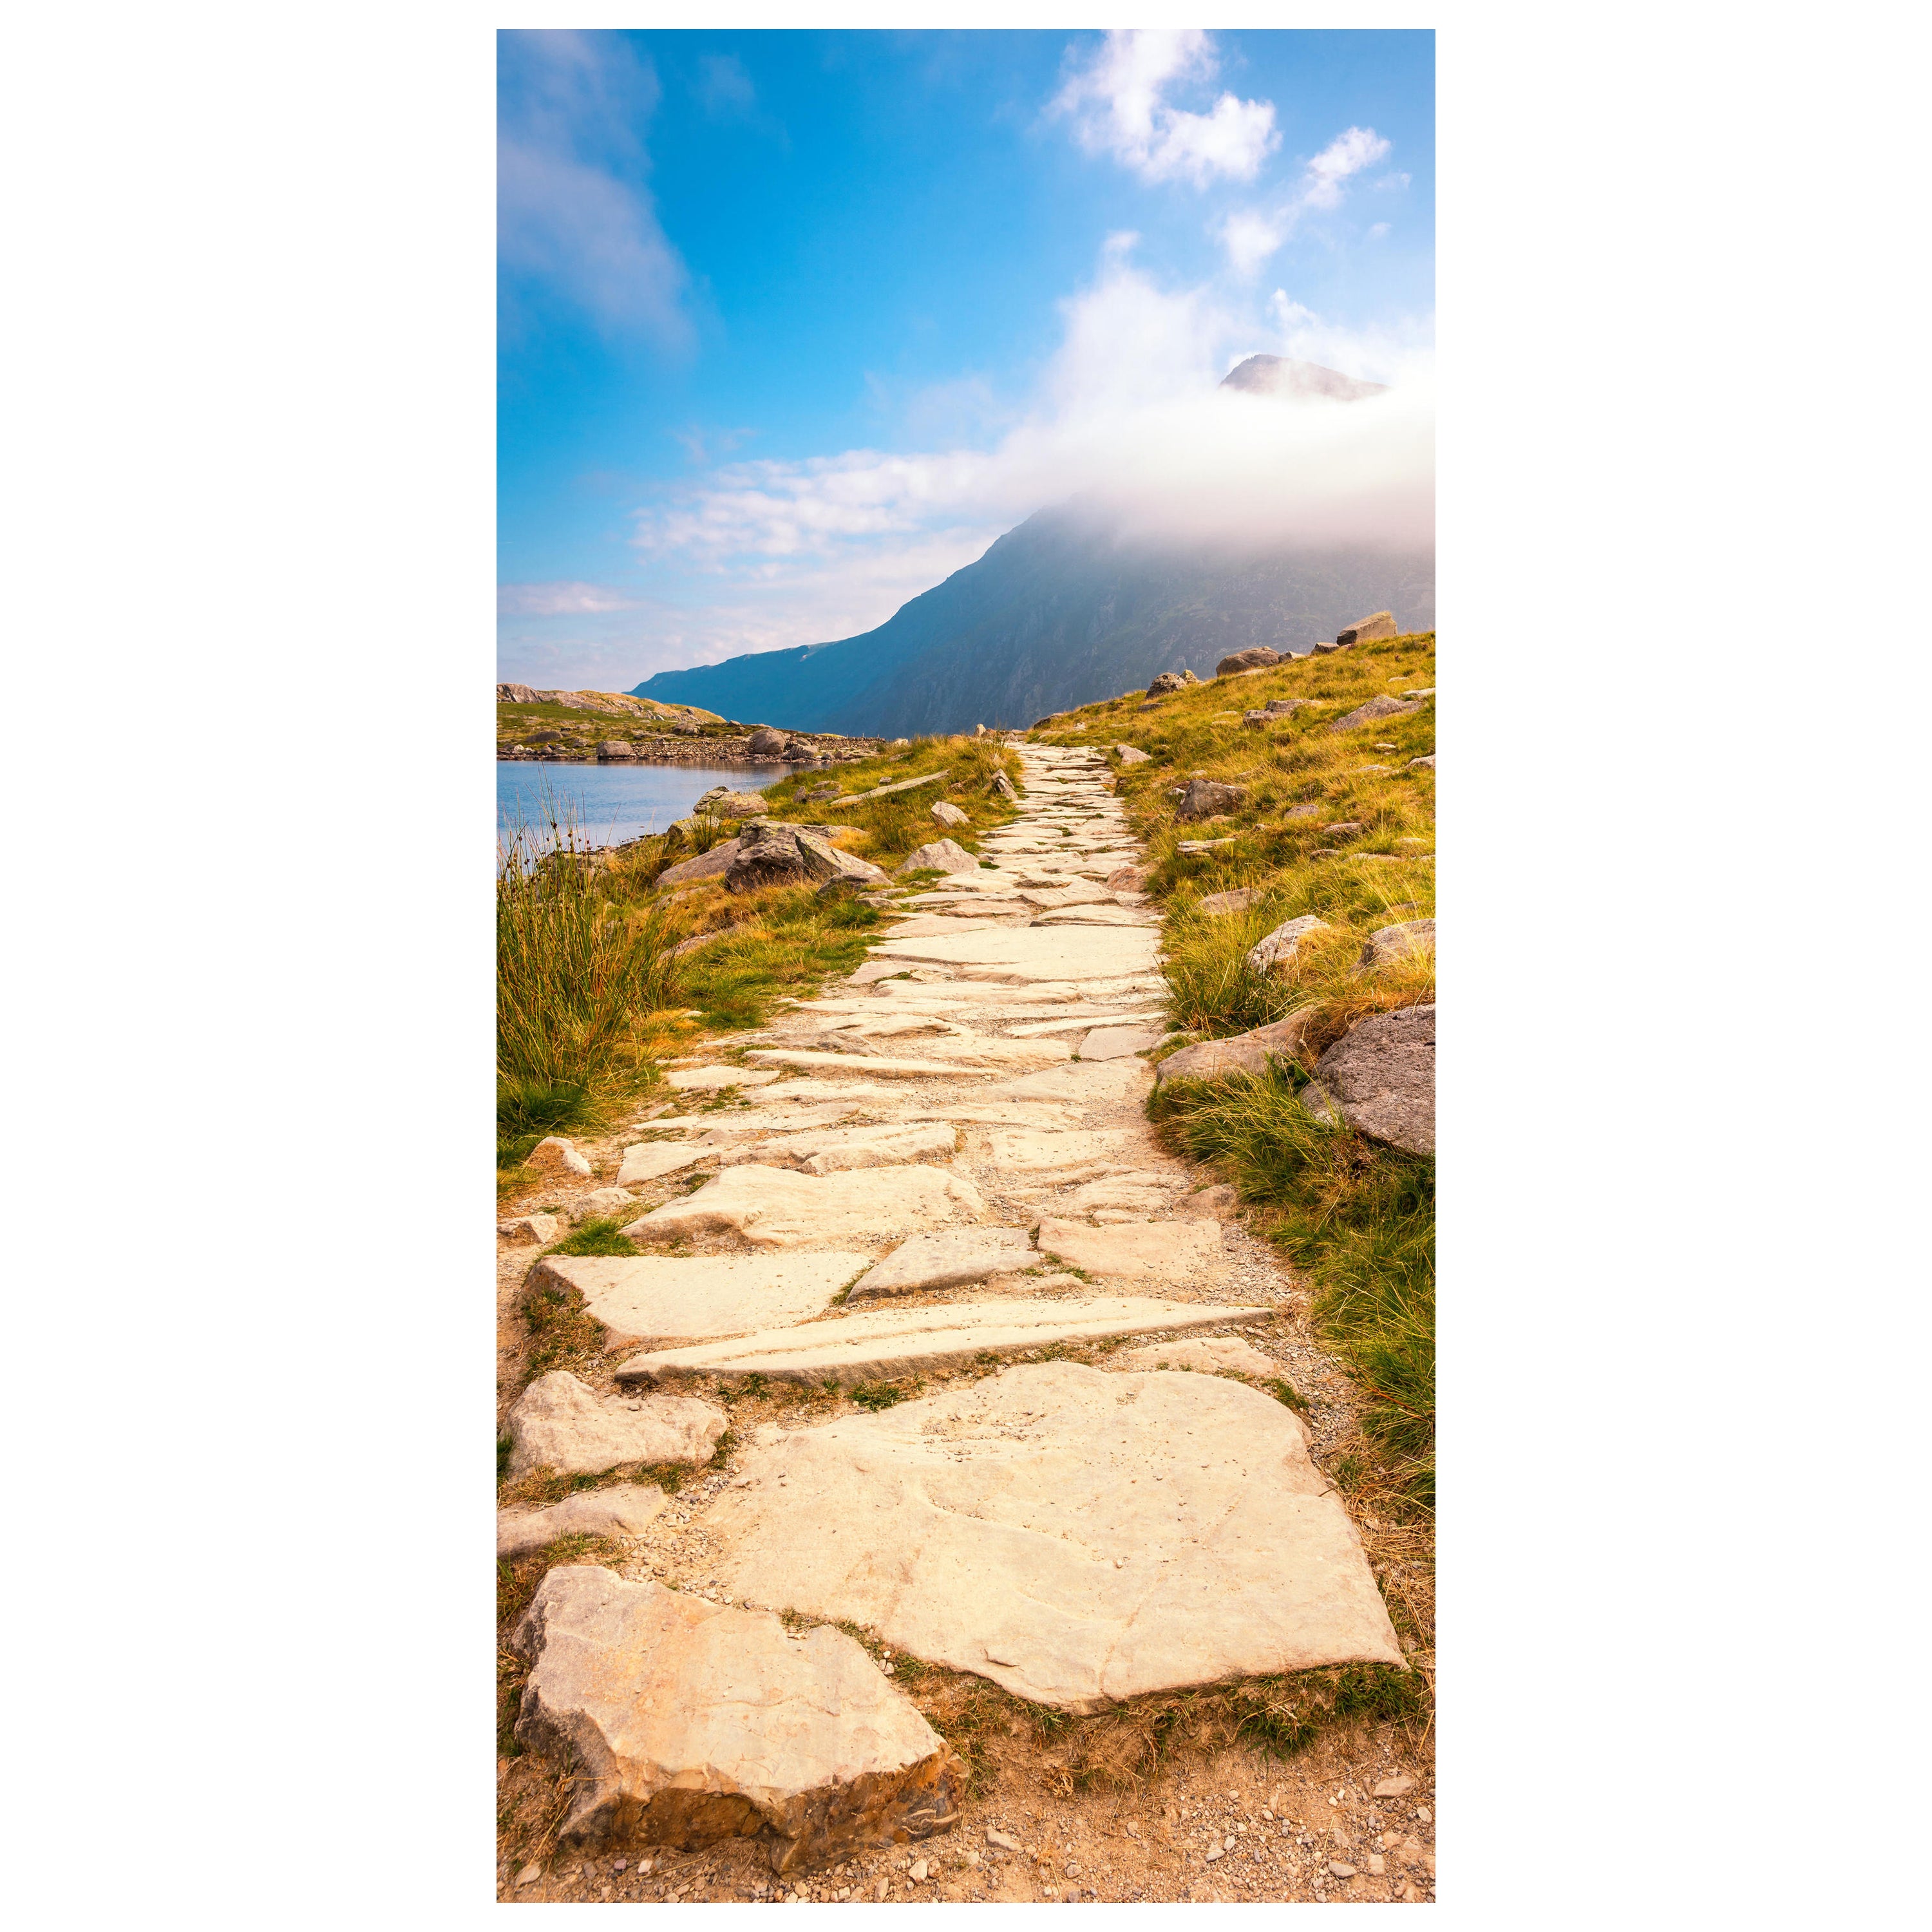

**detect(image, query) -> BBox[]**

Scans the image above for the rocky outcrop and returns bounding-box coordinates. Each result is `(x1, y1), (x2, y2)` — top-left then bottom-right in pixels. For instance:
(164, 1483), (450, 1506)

(1154, 1009), (1321, 1084)
(1215, 647), (1281, 677)
(1302, 1003), (1434, 1156)
(1336, 611), (1399, 647)
(1174, 779), (1247, 822)
(654, 840), (741, 889)
(724, 824), (890, 894)
(896, 838), (978, 876)
(1331, 694), (1421, 734)
(511, 1567), (961, 1866)
(1358, 918), (1435, 969)
(1146, 671), (1195, 696)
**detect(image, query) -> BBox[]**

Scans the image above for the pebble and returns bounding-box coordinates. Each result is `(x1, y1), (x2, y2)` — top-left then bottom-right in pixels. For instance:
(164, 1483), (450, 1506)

(987, 1828), (1022, 1851)
(910, 1859), (929, 1881)
(1327, 1861), (1356, 1879)
(1372, 1774), (1415, 1798)
(515, 1863), (542, 1887)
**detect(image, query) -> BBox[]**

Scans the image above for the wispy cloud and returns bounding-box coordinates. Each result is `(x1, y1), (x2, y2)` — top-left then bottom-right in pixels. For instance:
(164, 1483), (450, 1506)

(1217, 125), (1395, 276)
(498, 582), (641, 616)
(618, 251), (1433, 671)
(498, 30), (691, 346)
(1050, 30), (1278, 189)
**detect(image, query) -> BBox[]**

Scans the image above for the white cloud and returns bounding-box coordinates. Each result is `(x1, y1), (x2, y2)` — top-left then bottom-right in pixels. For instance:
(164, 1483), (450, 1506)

(1050, 30), (1278, 189)
(1218, 124), (1394, 276)
(615, 254), (1434, 670)
(498, 582), (641, 616)
(498, 31), (691, 346)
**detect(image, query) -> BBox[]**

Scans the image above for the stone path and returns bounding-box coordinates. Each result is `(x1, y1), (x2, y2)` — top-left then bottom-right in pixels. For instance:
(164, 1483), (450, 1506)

(498, 743), (1421, 1898)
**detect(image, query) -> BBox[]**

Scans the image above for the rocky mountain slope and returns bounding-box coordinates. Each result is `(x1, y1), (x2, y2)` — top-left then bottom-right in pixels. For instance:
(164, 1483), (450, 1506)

(630, 360), (1431, 738)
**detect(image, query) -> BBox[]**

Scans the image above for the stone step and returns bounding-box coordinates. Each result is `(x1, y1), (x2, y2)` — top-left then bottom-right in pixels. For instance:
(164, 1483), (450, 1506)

(534, 1251), (872, 1347)
(623, 1163), (989, 1250)
(715, 1122), (959, 1175)
(497, 1485), (667, 1559)
(739, 1048), (1005, 1080)
(705, 1361), (1405, 1712)
(512, 1567), (961, 1868)
(613, 1294), (1271, 1387)
(848, 1226), (1038, 1298)
(1034, 1217), (1224, 1281)
(504, 1371), (727, 1479)
(871, 927), (1163, 982)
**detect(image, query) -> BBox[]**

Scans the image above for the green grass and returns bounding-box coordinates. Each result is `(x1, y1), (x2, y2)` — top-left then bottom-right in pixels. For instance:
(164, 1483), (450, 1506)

(849, 1381), (909, 1411)
(1150, 1063), (1434, 1507)
(545, 1216), (639, 1258)
(498, 786), (683, 1160)
(677, 889), (883, 1030)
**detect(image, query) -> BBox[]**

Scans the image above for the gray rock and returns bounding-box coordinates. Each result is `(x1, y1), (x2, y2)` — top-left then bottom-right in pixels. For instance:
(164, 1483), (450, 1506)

(994, 772), (1019, 801)
(1146, 672), (1189, 696)
(1197, 889), (1258, 916)
(1154, 1009), (1320, 1084)
(512, 1568), (960, 1866)
(1115, 744), (1151, 765)
(748, 726), (791, 757)
(1215, 648), (1281, 677)
(930, 800), (969, 827)
(497, 1486), (668, 1558)
(1372, 1775), (1416, 1799)
(1322, 821), (1367, 840)
(1336, 611), (1398, 647)
(574, 1188), (639, 1222)
(795, 829), (890, 887)
(1245, 914), (1329, 974)
(1174, 779), (1247, 822)
(1078, 1025), (1162, 1060)
(1309, 1004), (1434, 1155)
(1265, 698), (1315, 717)
(1331, 695), (1421, 734)
(896, 838), (980, 876)
(597, 741), (639, 761)
(1408, 754), (1435, 771)
(656, 840), (741, 889)
(1106, 863), (1150, 891)
(697, 789), (777, 820)
(504, 1371), (728, 1479)
(1358, 919), (1435, 969)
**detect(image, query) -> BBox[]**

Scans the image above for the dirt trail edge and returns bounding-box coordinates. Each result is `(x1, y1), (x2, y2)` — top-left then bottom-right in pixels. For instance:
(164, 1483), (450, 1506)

(495, 743), (1436, 1905)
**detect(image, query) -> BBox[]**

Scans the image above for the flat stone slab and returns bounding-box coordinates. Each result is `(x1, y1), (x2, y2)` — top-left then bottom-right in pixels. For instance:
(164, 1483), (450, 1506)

(505, 1371), (728, 1478)
(848, 1227), (1039, 1298)
(1005, 1009), (1165, 1037)
(625, 1164), (988, 1251)
(1034, 1218), (1224, 1281)
(717, 1122), (958, 1175)
(1078, 1025), (1163, 1059)
(1031, 905), (1162, 927)
(498, 1486), (668, 1558)
(664, 1066), (783, 1092)
(1111, 1336), (1279, 1379)
(884, 913), (1033, 936)
(740, 1049), (1004, 1081)
(535, 1252), (869, 1346)
(513, 1567), (960, 1867)
(871, 927), (1162, 983)
(638, 1105), (862, 1137)
(985, 1059), (1156, 1106)
(985, 1127), (1147, 1175)
(708, 1361), (1404, 1712)
(822, 1036), (1073, 1070)
(617, 1142), (715, 1187)
(615, 1296), (1269, 1388)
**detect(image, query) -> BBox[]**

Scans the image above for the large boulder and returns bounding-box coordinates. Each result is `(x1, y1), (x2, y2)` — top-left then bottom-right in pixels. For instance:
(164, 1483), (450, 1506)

(1331, 694), (1422, 734)
(795, 829), (890, 888)
(724, 822), (811, 891)
(747, 726), (791, 757)
(511, 1568), (961, 1867)
(930, 800), (969, 827)
(1154, 1009), (1320, 1084)
(1146, 672), (1189, 696)
(706, 1362), (1404, 1713)
(597, 741), (639, 761)
(504, 1371), (728, 1479)
(1336, 611), (1399, 647)
(1174, 779), (1247, 822)
(1245, 914), (1330, 974)
(1303, 1003), (1434, 1156)
(1215, 647), (1282, 677)
(896, 838), (979, 876)
(1358, 918), (1435, 969)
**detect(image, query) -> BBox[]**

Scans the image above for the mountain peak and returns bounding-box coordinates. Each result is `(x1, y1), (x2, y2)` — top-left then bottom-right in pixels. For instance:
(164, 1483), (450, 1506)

(1220, 354), (1388, 401)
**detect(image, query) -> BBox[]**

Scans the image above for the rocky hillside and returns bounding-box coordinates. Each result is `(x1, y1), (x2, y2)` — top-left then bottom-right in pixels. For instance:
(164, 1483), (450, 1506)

(497, 690), (892, 768)
(629, 359), (1431, 738)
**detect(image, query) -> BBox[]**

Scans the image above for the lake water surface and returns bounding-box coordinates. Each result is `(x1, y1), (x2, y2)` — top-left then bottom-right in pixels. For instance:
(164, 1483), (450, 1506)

(497, 759), (799, 853)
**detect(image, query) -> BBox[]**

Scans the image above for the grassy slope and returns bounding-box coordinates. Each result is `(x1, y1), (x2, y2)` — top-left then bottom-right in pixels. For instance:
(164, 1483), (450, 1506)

(1027, 636), (1436, 1531)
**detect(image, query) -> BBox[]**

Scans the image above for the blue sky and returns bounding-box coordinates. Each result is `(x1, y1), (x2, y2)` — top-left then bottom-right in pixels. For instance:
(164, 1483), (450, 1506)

(499, 28), (1435, 691)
